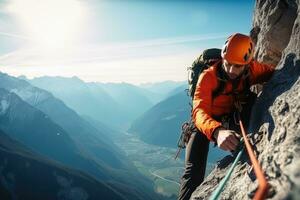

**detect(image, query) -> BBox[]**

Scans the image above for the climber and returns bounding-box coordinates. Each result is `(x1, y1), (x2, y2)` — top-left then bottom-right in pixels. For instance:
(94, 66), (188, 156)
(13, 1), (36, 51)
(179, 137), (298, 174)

(178, 33), (275, 200)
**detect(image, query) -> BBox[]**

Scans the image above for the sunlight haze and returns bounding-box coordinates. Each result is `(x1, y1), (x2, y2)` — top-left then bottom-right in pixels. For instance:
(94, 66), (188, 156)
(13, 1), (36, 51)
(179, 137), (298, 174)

(0, 0), (255, 84)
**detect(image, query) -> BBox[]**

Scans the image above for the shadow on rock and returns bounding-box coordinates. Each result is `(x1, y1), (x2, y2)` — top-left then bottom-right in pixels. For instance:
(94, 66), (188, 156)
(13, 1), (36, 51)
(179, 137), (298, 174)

(249, 53), (300, 139)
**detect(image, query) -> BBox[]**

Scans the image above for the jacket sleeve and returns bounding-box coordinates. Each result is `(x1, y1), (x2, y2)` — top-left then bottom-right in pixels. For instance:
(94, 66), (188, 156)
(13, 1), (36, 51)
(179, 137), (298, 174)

(249, 60), (275, 85)
(192, 72), (222, 141)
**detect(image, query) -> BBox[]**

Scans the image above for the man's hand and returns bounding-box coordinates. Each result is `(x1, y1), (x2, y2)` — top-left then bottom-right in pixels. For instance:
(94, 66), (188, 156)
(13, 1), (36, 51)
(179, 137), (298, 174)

(213, 128), (240, 151)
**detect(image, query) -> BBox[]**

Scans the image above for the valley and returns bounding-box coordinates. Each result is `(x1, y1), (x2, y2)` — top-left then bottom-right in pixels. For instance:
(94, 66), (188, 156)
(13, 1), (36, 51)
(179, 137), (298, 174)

(114, 132), (225, 199)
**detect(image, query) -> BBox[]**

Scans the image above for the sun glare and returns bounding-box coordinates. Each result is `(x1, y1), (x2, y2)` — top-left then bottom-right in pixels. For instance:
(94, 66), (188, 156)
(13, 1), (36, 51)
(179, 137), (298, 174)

(6, 0), (87, 50)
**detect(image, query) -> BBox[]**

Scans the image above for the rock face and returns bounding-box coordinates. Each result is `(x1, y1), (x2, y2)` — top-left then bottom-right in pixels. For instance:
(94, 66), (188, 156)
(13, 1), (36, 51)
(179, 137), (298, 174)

(191, 0), (300, 199)
(251, 0), (298, 65)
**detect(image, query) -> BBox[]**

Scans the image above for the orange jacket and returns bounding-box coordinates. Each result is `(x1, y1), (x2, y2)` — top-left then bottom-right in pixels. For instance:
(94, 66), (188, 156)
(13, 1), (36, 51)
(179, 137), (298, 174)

(192, 60), (275, 141)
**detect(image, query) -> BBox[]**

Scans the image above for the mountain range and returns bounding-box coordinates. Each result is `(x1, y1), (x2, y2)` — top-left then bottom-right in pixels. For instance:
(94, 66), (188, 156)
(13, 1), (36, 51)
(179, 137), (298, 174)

(0, 71), (228, 199)
(27, 76), (184, 130)
(128, 90), (190, 148)
(128, 88), (227, 163)
(0, 129), (132, 200)
(0, 72), (163, 200)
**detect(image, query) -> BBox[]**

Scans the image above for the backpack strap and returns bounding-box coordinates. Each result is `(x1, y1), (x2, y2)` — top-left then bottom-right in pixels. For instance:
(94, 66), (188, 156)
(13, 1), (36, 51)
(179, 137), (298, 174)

(212, 62), (227, 99)
(212, 63), (251, 99)
(242, 66), (251, 92)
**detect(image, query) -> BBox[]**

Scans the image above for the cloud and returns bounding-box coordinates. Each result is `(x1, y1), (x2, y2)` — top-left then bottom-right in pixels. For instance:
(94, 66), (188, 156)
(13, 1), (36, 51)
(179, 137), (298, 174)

(0, 33), (227, 64)
(0, 33), (227, 84)
(0, 31), (32, 41)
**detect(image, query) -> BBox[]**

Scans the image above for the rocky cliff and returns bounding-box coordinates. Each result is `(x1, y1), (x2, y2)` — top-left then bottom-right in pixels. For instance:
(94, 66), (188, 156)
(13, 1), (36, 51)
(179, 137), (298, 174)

(191, 0), (300, 199)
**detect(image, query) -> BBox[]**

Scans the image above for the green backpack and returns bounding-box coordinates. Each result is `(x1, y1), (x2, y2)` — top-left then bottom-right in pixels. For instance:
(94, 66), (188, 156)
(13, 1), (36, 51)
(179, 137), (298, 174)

(187, 48), (222, 99)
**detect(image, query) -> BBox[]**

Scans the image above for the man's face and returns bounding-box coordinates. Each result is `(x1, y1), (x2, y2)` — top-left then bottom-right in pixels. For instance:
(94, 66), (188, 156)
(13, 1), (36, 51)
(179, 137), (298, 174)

(223, 59), (246, 79)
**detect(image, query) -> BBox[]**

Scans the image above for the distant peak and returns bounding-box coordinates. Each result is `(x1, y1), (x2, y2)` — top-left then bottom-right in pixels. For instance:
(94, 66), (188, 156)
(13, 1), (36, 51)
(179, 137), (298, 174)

(18, 75), (28, 80)
(71, 76), (81, 80)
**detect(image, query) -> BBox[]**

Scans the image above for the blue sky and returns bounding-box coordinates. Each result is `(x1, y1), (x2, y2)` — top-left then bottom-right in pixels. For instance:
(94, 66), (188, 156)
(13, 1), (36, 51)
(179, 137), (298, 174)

(0, 0), (255, 84)
(85, 0), (254, 43)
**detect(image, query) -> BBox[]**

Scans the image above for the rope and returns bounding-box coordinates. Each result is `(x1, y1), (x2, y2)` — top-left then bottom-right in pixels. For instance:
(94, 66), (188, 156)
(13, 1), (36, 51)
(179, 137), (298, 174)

(209, 145), (244, 200)
(209, 111), (269, 200)
(237, 112), (269, 200)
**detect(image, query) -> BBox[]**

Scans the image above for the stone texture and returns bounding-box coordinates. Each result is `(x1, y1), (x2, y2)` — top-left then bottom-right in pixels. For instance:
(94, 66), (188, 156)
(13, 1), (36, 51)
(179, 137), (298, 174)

(191, 0), (300, 199)
(251, 0), (298, 65)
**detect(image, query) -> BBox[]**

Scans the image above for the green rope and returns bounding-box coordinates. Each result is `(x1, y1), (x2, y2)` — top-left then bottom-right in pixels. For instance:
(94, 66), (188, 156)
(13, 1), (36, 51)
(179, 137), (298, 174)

(209, 145), (244, 200)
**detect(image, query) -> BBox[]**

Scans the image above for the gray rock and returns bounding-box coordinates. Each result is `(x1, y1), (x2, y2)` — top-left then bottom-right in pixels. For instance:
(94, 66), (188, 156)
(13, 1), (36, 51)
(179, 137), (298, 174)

(251, 0), (298, 65)
(191, 0), (300, 199)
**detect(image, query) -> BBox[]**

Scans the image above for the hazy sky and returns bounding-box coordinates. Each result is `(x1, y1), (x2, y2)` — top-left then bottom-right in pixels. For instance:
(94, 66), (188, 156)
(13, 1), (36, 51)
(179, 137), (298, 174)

(0, 0), (255, 84)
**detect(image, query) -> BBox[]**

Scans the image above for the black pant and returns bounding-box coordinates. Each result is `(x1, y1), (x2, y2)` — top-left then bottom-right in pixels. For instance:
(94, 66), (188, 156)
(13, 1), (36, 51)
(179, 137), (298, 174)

(178, 92), (257, 200)
(178, 130), (209, 200)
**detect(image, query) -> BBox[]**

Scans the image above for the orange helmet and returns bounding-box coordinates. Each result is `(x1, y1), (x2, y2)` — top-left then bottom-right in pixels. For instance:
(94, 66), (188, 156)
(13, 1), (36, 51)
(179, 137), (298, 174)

(221, 33), (254, 65)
